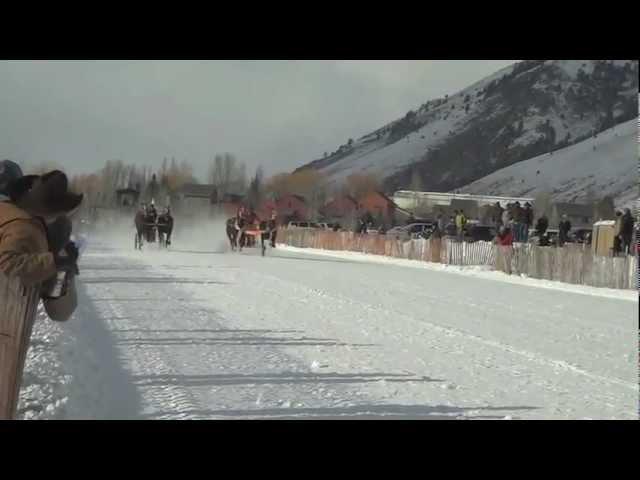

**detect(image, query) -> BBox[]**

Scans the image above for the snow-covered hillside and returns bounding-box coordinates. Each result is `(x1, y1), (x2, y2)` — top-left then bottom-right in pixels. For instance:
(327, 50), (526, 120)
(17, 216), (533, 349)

(297, 62), (519, 183)
(296, 60), (638, 198)
(460, 118), (637, 207)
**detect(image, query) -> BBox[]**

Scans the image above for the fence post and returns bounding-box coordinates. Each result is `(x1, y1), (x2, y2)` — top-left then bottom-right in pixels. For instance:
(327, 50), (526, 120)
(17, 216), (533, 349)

(1, 277), (40, 419)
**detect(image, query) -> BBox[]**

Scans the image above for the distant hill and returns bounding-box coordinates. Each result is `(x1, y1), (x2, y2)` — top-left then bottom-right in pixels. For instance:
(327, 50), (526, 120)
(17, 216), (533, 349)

(460, 118), (637, 208)
(295, 60), (638, 204)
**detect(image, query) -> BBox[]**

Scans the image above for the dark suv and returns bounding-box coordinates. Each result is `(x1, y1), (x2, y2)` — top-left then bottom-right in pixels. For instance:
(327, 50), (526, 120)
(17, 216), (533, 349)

(463, 224), (496, 242)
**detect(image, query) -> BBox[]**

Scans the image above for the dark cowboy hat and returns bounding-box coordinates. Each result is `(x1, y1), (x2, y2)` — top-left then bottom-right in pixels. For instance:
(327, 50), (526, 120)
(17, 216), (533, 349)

(9, 170), (83, 215)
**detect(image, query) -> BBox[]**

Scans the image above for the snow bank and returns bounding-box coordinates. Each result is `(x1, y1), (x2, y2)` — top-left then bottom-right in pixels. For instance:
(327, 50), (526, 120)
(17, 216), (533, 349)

(277, 245), (637, 302)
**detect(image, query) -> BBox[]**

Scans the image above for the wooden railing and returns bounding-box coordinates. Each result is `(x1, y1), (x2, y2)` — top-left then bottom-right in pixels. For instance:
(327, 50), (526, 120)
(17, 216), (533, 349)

(279, 228), (638, 290)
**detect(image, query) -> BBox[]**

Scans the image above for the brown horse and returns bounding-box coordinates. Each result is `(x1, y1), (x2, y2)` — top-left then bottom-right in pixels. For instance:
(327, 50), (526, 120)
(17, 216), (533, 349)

(226, 217), (239, 251)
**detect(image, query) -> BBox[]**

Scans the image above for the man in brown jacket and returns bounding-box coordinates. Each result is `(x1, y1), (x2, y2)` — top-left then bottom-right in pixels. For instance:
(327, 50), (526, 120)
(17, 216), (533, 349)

(0, 163), (82, 420)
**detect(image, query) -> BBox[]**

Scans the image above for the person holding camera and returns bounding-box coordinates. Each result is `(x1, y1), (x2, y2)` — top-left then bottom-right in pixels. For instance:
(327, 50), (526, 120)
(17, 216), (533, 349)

(0, 162), (82, 420)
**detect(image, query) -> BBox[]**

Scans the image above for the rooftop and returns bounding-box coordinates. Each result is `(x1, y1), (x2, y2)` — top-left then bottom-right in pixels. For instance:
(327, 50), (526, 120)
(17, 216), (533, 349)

(178, 183), (216, 198)
(553, 202), (593, 217)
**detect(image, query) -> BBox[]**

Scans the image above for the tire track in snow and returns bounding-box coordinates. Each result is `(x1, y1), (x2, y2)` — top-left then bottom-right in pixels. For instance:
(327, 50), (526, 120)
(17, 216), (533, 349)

(76, 263), (208, 419)
(80, 248), (437, 419)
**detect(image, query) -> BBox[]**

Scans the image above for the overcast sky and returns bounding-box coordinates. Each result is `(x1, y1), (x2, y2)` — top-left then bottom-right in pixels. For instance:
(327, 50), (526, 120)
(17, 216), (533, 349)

(0, 60), (516, 179)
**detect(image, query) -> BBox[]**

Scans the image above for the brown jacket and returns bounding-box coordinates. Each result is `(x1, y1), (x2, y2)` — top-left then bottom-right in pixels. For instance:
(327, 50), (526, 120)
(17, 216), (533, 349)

(0, 201), (77, 419)
(0, 202), (56, 286)
(0, 201), (77, 321)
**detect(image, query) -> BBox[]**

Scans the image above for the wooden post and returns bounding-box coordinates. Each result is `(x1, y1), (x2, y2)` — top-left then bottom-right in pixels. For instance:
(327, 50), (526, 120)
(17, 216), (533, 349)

(0, 276), (40, 419)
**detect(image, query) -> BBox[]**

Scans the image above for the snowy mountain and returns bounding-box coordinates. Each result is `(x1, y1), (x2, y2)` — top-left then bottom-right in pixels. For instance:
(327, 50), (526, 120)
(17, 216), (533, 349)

(295, 60), (638, 197)
(460, 118), (638, 208)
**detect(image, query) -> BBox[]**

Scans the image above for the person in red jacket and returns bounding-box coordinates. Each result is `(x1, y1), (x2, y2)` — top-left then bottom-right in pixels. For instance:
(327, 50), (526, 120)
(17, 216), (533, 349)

(496, 226), (513, 246)
(495, 226), (514, 275)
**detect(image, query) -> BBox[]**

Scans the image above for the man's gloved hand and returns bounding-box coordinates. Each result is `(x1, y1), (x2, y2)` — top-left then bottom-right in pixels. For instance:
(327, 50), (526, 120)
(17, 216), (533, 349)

(47, 216), (73, 253)
(54, 241), (80, 275)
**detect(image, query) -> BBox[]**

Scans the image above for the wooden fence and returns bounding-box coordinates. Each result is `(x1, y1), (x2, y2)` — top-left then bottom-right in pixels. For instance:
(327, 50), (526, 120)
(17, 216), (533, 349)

(0, 275), (40, 419)
(280, 228), (638, 290)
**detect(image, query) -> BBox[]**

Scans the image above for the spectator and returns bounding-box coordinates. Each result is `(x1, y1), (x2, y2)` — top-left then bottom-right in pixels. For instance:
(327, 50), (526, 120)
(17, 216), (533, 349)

(357, 215), (368, 234)
(621, 208), (634, 255)
(434, 213), (445, 238)
(522, 202), (533, 242)
(495, 225), (514, 246)
(502, 204), (512, 228)
(494, 226), (513, 275)
(535, 214), (549, 237)
(558, 214), (572, 247)
(613, 210), (623, 255)
(445, 216), (457, 237)
(512, 201), (523, 242)
(493, 202), (504, 227)
(455, 209), (467, 242)
(0, 166), (82, 420)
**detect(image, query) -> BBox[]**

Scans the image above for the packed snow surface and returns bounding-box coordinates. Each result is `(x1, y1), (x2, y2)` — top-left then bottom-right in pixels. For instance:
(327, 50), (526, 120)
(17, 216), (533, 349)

(19, 225), (638, 419)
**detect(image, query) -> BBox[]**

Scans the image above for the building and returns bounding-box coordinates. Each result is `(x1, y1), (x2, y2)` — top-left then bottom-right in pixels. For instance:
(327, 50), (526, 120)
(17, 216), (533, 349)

(449, 198), (482, 219)
(275, 194), (309, 223)
(358, 191), (408, 225)
(115, 188), (140, 208)
(256, 198), (278, 220)
(213, 192), (244, 218)
(174, 183), (217, 216)
(393, 190), (534, 212)
(320, 195), (361, 223)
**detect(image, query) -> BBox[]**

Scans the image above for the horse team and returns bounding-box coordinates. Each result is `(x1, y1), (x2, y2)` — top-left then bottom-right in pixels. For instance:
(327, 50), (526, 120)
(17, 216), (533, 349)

(227, 206), (278, 256)
(132, 204), (277, 256)
(134, 203), (173, 250)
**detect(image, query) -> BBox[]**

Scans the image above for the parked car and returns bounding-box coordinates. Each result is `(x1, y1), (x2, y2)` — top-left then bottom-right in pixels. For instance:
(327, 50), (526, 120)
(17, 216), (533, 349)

(287, 221), (323, 229)
(529, 228), (560, 246)
(387, 223), (434, 240)
(570, 228), (592, 244)
(463, 224), (496, 242)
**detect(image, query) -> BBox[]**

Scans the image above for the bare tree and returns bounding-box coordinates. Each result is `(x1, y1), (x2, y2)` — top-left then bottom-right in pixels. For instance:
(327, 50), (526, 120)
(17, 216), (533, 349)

(265, 173), (293, 199)
(247, 166), (265, 209)
(345, 173), (381, 200)
(209, 153), (247, 198)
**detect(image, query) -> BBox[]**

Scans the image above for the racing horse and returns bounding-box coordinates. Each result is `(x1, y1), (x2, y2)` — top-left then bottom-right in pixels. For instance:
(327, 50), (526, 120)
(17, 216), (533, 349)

(134, 208), (146, 250)
(157, 209), (174, 248)
(226, 217), (239, 251)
